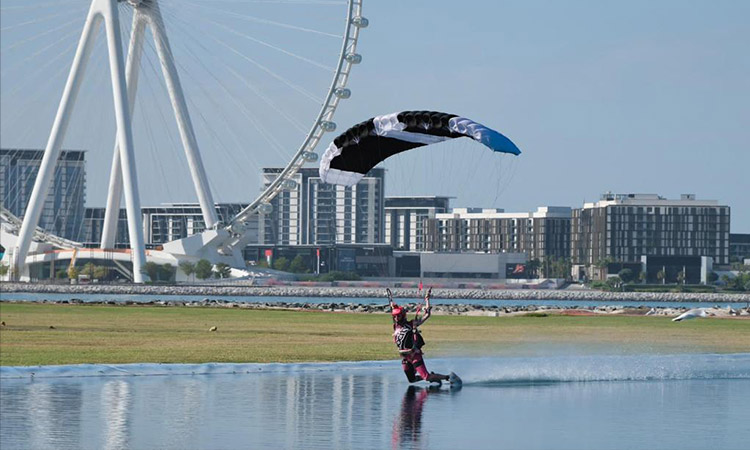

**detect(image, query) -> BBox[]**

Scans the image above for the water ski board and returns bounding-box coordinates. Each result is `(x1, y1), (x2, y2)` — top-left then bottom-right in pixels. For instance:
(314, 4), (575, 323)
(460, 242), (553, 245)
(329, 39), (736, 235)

(449, 372), (462, 387)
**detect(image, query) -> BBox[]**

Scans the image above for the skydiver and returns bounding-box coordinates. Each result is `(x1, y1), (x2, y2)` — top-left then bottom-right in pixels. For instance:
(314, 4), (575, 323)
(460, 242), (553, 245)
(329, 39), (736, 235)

(388, 288), (450, 385)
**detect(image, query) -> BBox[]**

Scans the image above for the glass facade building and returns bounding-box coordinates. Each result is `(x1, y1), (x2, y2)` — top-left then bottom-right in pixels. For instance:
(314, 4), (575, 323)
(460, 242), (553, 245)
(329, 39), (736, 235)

(0, 149), (86, 241)
(260, 167), (384, 245)
(423, 207), (572, 262)
(385, 196), (451, 251)
(571, 193), (731, 267)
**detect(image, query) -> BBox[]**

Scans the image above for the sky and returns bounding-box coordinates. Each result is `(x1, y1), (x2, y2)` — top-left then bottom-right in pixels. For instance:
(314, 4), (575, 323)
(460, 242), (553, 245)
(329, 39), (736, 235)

(1, 0), (748, 230)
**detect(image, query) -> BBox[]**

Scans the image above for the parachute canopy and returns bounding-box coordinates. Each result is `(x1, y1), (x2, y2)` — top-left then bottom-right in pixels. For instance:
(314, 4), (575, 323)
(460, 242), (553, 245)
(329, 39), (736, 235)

(319, 111), (521, 186)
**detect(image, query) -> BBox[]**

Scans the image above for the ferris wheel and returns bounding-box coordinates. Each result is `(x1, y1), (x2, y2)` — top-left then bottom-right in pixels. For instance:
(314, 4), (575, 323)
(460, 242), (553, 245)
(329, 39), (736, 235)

(0, 0), (367, 281)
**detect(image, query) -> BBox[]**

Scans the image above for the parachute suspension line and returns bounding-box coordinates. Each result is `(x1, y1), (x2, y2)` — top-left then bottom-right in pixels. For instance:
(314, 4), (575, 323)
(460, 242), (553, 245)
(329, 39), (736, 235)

(177, 0), (343, 38)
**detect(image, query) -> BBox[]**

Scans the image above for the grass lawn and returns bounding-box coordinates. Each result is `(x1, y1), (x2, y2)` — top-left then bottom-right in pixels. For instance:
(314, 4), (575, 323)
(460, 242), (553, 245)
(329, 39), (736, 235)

(1, 303), (749, 366)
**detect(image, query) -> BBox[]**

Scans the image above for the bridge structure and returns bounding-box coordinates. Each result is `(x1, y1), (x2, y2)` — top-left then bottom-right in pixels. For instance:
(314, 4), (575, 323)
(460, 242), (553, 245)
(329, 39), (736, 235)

(4, 0), (367, 283)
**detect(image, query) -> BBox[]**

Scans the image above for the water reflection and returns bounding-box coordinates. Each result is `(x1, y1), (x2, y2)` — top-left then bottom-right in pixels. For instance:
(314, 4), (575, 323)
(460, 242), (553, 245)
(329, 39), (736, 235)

(102, 380), (131, 450)
(2, 355), (750, 450)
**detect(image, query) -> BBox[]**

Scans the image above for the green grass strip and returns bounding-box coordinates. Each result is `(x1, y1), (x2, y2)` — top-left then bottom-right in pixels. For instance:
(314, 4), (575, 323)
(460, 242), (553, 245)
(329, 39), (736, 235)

(1, 303), (749, 366)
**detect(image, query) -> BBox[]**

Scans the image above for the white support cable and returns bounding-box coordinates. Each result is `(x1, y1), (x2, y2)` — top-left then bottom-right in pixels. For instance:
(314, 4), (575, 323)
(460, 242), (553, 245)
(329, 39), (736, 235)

(5, 0), (364, 271)
(12, 0), (148, 283)
(154, 5), (308, 133)
(135, 10), (267, 186)
(202, 17), (334, 72)
(177, 0), (342, 38)
(101, 8), (146, 248)
(147, 1), (218, 228)
(193, 1), (346, 5)
(153, 6), (296, 159)
(206, 32), (323, 104)
(0, 1), (81, 11)
(102, 0), (219, 247)
(0, 8), (82, 32)
(0, 206), (83, 250)
(0, 27), (83, 78)
(1, 17), (85, 52)
(223, 0), (364, 250)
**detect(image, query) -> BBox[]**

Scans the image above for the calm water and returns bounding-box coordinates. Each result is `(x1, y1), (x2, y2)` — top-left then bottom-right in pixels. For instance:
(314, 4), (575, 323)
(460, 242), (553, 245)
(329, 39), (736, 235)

(2, 354), (749, 449)
(3, 292), (746, 309)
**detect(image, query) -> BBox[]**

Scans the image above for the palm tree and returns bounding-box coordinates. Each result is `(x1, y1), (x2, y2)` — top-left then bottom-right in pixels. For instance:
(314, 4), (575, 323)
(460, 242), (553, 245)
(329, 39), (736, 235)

(526, 259), (541, 278)
(657, 269), (666, 285)
(179, 261), (196, 282)
(595, 257), (614, 281)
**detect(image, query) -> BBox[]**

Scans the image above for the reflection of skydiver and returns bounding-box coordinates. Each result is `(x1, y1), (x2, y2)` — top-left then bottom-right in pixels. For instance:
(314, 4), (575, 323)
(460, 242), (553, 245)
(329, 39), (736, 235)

(392, 385), (430, 449)
(388, 288), (450, 385)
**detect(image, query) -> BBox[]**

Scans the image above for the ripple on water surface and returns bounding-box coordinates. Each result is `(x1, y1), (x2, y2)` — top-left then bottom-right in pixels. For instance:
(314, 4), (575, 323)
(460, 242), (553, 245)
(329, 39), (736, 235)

(2, 354), (750, 450)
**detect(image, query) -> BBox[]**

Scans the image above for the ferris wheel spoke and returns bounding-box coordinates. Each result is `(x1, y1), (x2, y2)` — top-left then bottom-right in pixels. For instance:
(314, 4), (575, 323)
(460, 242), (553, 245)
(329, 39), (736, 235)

(176, 0), (343, 38)
(204, 31), (323, 103)
(201, 17), (334, 72)
(0, 8), (83, 32)
(135, 16), (265, 182)
(0, 0), (80, 12)
(1, 0), (366, 272)
(1, 16), (84, 52)
(0, 27), (81, 78)
(154, 5), (309, 133)
(195, 1), (346, 5)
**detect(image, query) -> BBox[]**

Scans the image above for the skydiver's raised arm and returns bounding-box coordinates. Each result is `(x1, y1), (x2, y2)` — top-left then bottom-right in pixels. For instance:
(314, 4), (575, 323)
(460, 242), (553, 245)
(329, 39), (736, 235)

(415, 288), (432, 326)
(387, 288), (396, 309)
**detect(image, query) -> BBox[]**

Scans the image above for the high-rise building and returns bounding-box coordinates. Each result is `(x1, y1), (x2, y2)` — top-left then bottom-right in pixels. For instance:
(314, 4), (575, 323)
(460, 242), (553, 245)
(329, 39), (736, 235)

(571, 193), (730, 269)
(0, 148), (86, 240)
(259, 168), (310, 245)
(729, 233), (750, 264)
(260, 167), (385, 245)
(80, 207), (130, 248)
(385, 196), (451, 251)
(423, 206), (572, 262)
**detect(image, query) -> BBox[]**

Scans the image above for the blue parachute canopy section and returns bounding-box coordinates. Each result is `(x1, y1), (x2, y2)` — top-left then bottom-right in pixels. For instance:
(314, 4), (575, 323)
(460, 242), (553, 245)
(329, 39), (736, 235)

(319, 110), (521, 186)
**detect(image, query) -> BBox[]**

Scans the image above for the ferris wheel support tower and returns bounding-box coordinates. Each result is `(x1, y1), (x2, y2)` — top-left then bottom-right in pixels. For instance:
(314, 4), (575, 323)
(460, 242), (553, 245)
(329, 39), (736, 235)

(12, 0), (217, 283)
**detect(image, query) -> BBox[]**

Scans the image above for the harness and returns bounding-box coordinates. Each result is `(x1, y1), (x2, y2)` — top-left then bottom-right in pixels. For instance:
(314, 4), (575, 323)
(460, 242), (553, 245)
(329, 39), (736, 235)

(393, 320), (425, 355)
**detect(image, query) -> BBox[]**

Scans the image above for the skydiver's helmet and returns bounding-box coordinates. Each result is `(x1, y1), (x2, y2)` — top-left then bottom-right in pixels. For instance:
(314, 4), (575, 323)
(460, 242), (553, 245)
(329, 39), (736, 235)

(391, 305), (407, 323)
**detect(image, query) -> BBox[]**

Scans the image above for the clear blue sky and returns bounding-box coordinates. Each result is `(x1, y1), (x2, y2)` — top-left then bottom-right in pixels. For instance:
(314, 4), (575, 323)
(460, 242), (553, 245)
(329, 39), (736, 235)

(1, 0), (748, 231)
(348, 0), (750, 231)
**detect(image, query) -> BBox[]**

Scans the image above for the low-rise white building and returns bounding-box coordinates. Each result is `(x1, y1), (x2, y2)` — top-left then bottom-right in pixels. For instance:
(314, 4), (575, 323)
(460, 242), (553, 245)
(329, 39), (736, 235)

(423, 206), (572, 262)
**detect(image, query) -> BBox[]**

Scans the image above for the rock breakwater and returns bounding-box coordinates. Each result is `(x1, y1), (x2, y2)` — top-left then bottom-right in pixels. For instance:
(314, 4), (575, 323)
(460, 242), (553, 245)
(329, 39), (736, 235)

(4, 296), (750, 319)
(2, 282), (749, 303)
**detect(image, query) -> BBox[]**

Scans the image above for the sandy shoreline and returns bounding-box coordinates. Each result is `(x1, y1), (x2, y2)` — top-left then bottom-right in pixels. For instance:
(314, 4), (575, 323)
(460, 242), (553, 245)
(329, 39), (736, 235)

(2, 282), (749, 303)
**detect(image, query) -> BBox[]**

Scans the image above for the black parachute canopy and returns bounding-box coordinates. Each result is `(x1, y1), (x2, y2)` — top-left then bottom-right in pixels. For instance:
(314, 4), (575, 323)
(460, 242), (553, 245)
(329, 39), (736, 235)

(319, 111), (521, 186)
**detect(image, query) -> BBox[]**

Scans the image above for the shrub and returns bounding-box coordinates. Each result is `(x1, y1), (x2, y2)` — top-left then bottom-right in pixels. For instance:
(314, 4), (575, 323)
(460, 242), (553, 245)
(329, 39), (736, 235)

(273, 257), (289, 272)
(289, 255), (307, 274)
(195, 259), (213, 280)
